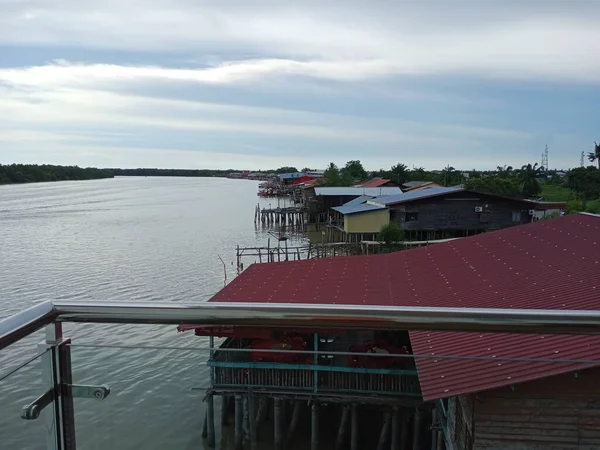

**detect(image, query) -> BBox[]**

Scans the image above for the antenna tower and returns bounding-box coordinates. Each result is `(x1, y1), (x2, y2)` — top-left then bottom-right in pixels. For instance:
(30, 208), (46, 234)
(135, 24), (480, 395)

(541, 145), (549, 171)
(581, 151), (585, 167)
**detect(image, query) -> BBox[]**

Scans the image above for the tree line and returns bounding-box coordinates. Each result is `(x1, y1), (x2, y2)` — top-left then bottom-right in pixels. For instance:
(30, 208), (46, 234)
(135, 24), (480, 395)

(0, 164), (114, 185)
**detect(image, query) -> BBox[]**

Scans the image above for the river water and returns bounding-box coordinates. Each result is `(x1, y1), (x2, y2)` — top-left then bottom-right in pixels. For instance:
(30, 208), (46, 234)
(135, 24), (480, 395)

(0, 177), (308, 450)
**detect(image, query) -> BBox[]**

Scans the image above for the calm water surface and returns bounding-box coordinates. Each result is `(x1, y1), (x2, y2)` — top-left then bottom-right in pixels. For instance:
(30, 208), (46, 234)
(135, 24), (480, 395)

(0, 177), (307, 449)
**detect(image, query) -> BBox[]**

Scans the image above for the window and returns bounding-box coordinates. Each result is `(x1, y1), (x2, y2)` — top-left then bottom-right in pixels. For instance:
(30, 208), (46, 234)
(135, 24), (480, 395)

(512, 211), (522, 223)
(405, 212), (419, 222)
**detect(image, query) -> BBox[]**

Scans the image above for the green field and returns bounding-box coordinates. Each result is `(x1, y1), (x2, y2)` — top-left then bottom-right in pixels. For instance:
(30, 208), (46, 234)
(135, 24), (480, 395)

(541, 185), (572, 202)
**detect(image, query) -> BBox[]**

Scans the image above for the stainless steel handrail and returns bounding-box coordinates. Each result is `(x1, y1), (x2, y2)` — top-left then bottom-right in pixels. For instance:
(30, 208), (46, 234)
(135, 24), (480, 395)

(3, 300), (600, 351)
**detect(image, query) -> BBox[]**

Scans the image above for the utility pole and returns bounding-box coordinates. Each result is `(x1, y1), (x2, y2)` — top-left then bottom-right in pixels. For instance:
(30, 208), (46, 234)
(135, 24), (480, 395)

(581, 151), (585, 167)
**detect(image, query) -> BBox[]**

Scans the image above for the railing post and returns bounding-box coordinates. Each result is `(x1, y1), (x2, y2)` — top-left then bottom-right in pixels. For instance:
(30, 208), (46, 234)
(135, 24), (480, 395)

(40, 323), (76, 450)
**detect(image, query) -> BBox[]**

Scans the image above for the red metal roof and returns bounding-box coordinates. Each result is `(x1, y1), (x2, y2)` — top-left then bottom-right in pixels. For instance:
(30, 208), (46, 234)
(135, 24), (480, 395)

(209, 214), (600, 400)
(360, 178), (393, 188)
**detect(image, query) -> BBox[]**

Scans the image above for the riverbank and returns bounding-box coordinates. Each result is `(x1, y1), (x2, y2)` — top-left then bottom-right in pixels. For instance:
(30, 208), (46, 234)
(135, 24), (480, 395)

(0, 164), (114, 185)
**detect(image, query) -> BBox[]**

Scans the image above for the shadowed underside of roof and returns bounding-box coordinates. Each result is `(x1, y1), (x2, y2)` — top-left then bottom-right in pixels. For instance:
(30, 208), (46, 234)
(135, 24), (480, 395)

(209, 214), (600, 400)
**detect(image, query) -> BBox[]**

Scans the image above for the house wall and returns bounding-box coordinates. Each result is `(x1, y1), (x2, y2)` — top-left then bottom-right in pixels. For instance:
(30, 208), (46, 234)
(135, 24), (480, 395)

(472, 367), (600, 449)
(344, 209), (390, 233)
(389, 191), (531, 233)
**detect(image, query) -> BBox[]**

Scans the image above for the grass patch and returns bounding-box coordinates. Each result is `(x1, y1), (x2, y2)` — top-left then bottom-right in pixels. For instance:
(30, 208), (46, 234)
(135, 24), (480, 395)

(541, 185), (572, 202)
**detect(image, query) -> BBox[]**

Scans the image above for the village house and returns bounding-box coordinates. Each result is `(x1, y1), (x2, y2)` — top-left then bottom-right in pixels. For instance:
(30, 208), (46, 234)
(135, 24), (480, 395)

(184, 213), (600, 450)
(331, 187), (567, 241)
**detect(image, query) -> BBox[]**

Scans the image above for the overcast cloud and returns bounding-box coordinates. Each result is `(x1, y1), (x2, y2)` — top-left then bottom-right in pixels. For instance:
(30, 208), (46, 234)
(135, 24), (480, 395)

(1, 0), (598, 170)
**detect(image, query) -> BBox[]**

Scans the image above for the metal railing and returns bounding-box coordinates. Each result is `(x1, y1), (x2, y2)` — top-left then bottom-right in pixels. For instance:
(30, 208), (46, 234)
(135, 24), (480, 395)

(2, 300), (600, 449)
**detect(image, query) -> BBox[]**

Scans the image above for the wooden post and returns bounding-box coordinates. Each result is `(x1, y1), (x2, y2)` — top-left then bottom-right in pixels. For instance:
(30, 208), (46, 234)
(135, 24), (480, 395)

(286, 400), (302, 442)
(244, 396), (250, 445)
(249, 395), (257, 450)
(335, 405), (351, 450)
(255, 397), (268, 440)
(377, 411), (391, 450)
(274, 398), (284, 450)
(400, 413), (409, 450)
(311, 401), (319, 450)
(221, 395), (230, 426)
(412, 408), (422, 450)
(391, 406), (400, 450)
(351, 404), (358, 450)
(207, 393), (216, 448)
(431, 409), (438, 450)
(235, 395), (243, 450)
(202, 406), (208, 438)
(437, 431), (443, 450)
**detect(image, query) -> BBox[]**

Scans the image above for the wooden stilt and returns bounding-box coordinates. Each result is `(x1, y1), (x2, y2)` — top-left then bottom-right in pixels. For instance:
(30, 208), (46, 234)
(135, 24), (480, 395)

(235, 395), (243, 450)
(351, 403), (359, 450)
(335, 405), (351, 450)
(437, 431), (443, 450)
(377, 411), (391, 450)
(249, 395), (257, 450)
(255, 397), (268, 440)
(400, 413), (409, 450)
(202, 405), (208, 438)
(391, 406), (400, 450)
(243, 396), (250, 445)
(286, 400), (302, 442)
(274, 398), (284, 450)
(207, 393), (216, 448)
(221, 395), (230, 426)
(412, 408), (422, 450)
(311, 401), (319, 450)
(431, 409), (437, 450)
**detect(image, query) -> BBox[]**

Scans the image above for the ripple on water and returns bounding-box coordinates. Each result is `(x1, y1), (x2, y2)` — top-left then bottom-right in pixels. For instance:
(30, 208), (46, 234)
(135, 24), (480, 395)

(1, 178), (304, 449)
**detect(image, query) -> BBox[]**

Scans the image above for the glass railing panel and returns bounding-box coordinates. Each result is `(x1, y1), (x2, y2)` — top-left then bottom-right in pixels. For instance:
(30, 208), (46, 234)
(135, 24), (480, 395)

(0, 349), (55, 450)
(69, 325), (213, 450)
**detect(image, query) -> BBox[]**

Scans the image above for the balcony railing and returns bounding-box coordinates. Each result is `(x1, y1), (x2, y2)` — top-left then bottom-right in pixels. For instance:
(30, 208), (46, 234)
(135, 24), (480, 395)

(2, 300), (600, 450)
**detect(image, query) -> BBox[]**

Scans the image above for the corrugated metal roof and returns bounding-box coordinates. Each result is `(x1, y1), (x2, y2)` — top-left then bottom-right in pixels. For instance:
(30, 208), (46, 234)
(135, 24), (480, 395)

(341, 195), (373, 207)
(370, 186), (464, 205)
(331, 203), (387, 215)
(315, 187), (402, 196)
(360, 178), (392, 188)
(209, 214), (600, 401)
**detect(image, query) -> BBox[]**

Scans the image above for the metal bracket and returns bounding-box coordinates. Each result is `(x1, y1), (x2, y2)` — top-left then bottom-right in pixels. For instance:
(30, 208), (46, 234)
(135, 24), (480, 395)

(21, 384), (110, 420)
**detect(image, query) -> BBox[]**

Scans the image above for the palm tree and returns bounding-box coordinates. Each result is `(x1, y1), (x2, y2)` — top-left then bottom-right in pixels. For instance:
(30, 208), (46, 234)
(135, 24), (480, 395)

(519, 163), (543, 197)
(496, 165), (513, 178)
(588, 142), (600, 169)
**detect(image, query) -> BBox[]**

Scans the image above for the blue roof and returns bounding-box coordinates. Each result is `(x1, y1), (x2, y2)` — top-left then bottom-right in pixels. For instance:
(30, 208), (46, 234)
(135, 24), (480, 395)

(342, 195), (373, 207)
(332, 203), (387, 215)
(314, 187), (402, 196)
(369, 186), (464, 206)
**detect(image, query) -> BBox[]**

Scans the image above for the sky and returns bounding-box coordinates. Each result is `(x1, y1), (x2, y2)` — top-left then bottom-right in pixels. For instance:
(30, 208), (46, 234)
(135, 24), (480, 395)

(1, 0), (599, 171)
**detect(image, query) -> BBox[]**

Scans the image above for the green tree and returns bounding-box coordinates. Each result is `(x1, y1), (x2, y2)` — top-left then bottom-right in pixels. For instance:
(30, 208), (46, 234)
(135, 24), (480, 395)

(518, 163), (543, 197)
(322, 162), (343, 186)
(567, 166), (600, 200)
(275, 166), (298, 174)
(441, 165), (464, 186)
(464, 176), (521, 197)
(496, 165), (514, 178)
(340, 160), (367, 182)
(387, 163), (408, 185)
(588, 142), (600, 170)
(378, 223), (404, 246)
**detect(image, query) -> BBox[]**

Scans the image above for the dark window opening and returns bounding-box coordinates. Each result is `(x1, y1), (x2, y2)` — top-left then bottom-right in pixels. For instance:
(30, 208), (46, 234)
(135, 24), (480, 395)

(405, 212), (419, 222)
